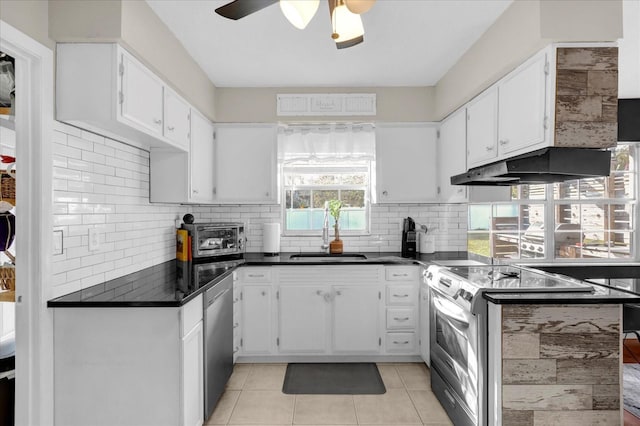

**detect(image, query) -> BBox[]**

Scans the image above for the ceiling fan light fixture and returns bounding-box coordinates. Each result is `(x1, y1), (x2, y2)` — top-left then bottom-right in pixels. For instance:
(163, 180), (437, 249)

(280, 0), (320, 30)
(330, 0), (364, 48)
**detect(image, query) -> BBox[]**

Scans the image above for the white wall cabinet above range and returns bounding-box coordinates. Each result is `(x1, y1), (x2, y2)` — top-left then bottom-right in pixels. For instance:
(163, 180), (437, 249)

(214, 124), (278, 204)
(150, 108), (215, 204)
(464, 44), (618, 170)
(375, 123), (438, 203)
(56, 43), (194, 152)
(437, 108), (468, 202)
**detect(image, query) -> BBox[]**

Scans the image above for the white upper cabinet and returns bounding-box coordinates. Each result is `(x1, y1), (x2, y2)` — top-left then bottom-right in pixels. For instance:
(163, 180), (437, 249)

(56, 43), (189, 151)
(375, 123), (438, 203)
(119, 49), (164, 137)
(214, 124), (278, 204)
(498, 50), (548, 155)
(163, 87), (191, 151)
(437, 109), (468, 202)
(466, 87), (499, 168)
(189, 109), (215, 203)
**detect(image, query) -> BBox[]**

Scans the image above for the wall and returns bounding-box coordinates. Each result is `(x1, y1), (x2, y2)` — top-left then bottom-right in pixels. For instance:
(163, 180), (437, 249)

(0, 0), (53, 49)
(619, 0), (640, 98)
(48, 0), (217, 121)
(215, 87), (436, 123)
(50, 121), (187, 298)
(434, 0), (623, 120)
(191, 203), (467, 253)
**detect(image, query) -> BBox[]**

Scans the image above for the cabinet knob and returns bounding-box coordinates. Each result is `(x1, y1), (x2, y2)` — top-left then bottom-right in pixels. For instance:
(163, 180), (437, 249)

(167, 125), (175, 131)
(153, 118), (162, 124)
(382, 190), (388, 196)
(265, 192), (270, 197)
(335, 290), (342, 296)
(486, 146), (494, 152)
(192, 189), (199, 194)
(261, 291), (266, 296)
(499, 139), (509, 146)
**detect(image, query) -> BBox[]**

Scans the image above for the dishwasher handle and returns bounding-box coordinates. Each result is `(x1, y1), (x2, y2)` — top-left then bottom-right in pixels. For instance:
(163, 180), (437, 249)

(206, 287), (230, 307)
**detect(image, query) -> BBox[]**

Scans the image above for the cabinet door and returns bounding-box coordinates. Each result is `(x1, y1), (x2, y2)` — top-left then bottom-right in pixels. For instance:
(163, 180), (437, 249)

(190, 110), (215, 203)
(182, 321), (204, 426)
(241, 285), (272, 354)
(215, 124), (277, 203)
(332, 286), (380, 353)
(438, 109), (468, 202)
(164, 87), (191, 150)
(119, 50), (164, 136)
(375, 123), (438, 203)
(467, 87), (498, 168)
(498, 51), (548, 155)
(419, 285), (430, 366)
(278, 285), (327, 353)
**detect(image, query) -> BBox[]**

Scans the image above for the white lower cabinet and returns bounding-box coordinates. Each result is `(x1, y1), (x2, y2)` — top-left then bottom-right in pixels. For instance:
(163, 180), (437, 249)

(53, 294), (204, 426)
(181, 321), (204, 426)
(241, 285), (273, 354)
(235, 265), (422, 360)
(419, 284), (430, 366)
(278, 285), (328, 353)
(332, 285), (381, 353)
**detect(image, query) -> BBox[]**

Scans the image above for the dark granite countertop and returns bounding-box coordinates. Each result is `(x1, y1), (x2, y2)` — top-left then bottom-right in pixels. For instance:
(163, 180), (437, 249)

(47, 260), (235, 308)
(47, 251), (469, 308)
(484, 281), (640, 304)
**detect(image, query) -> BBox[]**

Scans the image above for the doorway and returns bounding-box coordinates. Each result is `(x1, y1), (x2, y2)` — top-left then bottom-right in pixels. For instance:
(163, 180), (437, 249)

(0, 20), (54, 425)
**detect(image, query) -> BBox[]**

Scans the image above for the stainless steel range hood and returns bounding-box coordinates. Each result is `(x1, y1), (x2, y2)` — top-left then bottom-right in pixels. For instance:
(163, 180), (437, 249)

(450, 147), (611, 186)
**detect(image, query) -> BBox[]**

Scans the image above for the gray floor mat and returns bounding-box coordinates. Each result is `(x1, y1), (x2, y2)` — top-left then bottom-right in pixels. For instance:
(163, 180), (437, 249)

(282, 363), (386, 395)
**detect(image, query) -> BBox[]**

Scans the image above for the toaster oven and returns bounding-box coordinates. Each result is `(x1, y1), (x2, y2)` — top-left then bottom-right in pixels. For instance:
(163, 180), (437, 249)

(181, 222), (245, 259)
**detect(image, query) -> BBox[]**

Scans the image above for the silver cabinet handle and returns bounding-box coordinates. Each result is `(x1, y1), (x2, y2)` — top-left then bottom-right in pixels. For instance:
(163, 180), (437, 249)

(486, 146), (494, 152)
(392, 273), (408, 277)
(393, 317), (410, 321)
(248, 274), (264, 278)
(393, 294), (409, 298)
(393, 340), (410, 344)
(316, 290), (323, 296)
(335, 290), (342, 296)
(167, 125), (175, 131)
(153, 118), (162, 124)
(499, 139), (509, 146)
(192, 189), (199, 194)
(382, 190), (388, 196)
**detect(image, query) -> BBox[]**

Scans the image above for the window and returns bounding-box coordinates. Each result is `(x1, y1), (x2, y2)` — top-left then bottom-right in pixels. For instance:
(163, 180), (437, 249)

(278, 124), (375, 235)
(468, 144), (637, 261)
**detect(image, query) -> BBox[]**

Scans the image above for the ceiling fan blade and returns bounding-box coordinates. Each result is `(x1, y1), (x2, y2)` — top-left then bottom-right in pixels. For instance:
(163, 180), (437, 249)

(344, 0), (375, 14)
(215, 0), (279, 20)
(336, 35), (363, 49)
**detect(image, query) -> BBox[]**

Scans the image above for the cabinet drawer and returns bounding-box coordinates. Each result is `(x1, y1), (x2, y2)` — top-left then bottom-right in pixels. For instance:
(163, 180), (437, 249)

(385, 267), (419, 281)
(239, 268), (272, 283)
(181, 294), (203, 337)
(386, 308), (416, 330)
(386, 285), (418, 306)
(385, 332), (416, 353)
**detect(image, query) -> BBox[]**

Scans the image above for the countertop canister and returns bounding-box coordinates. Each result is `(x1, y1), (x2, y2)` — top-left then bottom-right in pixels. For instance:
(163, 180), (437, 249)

(262, 222), (281, 256)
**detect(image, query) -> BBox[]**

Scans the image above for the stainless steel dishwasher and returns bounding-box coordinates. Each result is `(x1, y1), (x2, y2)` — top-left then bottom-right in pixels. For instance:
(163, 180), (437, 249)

(203, 273), (234, 420)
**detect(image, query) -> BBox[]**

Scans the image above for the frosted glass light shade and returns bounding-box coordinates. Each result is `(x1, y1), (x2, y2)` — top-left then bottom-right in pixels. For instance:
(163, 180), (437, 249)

(331, 2), (364, 45)
(280, 0), (320, 29)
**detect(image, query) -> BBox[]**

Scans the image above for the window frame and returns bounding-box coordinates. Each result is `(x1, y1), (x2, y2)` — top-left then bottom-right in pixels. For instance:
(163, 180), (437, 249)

(280, 163), (372, 236)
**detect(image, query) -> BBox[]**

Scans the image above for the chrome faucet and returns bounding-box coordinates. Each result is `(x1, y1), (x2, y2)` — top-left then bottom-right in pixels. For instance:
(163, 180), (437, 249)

(321, 201), (330, 252)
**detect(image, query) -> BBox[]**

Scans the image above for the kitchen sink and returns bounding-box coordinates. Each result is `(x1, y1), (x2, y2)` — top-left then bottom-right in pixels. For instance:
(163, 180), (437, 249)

(289, 253), (368, 262)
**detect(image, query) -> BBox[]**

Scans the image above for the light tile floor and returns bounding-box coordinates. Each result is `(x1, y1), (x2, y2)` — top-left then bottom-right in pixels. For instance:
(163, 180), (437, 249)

(205, 363), (453, 426)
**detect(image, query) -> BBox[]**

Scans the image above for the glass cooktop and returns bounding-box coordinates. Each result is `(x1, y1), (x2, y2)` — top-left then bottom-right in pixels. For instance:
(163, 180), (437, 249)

(446, 265), (594, 292)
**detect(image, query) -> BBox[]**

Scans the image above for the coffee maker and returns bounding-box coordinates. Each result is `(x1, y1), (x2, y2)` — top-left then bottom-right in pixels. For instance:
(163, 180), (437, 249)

(401, 217), (417, 258)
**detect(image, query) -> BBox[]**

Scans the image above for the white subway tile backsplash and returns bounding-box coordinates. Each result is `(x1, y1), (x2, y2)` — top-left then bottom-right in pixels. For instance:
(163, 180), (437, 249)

(52, 124), (186, 297)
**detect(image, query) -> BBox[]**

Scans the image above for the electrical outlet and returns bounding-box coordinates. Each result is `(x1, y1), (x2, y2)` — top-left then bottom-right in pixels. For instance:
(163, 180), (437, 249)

(53, 230), (64, 255)
(88, 228), (100, 251)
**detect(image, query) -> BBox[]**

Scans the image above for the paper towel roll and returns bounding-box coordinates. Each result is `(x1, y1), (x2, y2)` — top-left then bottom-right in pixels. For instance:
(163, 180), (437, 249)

(262, 223), (281, 255)
(418, 232), (435, 254)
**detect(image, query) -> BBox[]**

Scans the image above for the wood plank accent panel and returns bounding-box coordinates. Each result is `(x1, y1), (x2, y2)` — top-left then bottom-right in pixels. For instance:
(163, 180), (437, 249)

(500, 304), (622, 423)
(554, 47), (618, 148)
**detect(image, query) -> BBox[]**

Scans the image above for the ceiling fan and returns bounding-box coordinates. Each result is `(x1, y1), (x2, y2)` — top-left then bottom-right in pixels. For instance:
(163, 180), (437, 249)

(214, 0), (376, 49)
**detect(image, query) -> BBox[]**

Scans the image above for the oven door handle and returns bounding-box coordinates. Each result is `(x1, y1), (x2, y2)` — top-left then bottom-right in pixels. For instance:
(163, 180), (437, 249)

(432, 295), (471, 329)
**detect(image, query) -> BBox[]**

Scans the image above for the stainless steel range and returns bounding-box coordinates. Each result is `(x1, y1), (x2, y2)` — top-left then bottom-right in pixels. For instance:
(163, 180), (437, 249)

(426, 264), (594, 426)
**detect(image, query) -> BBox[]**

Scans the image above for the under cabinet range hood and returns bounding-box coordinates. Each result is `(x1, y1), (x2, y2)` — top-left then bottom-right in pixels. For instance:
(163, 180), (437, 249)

(450, 147), (612, 186)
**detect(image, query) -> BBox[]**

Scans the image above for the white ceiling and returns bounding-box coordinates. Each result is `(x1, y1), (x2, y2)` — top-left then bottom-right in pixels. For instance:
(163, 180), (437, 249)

(146, 0), (512, 88)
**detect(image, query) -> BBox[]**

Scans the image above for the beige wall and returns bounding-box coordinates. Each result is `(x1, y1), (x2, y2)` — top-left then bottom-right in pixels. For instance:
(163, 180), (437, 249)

(215, 86), (436, 123)
(0, 0), (53, 49)
(434, 0), (623, 120)
(49, 0), (121, 42)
